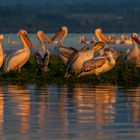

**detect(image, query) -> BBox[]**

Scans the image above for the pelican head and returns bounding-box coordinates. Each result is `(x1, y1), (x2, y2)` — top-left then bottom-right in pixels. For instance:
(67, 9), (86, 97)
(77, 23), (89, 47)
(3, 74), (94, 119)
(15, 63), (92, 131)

(0, 34), (4, 42)
(93, 41), (107, 52)
(95, 28), (110, 44)
(37, 31), (52, 44)
(18, 29), (34, 48)
(132, 33), (138, 38)
(61, 26), (68, 33)
(18, 30), (27, 36)
(51, 26), (68, 46)
(131, 33), (140, 45)
(121, 34), (128, 41)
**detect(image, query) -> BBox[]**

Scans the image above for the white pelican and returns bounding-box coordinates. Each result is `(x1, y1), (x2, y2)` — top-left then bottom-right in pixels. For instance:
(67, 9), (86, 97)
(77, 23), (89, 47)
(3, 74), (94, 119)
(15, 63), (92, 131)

(35, 31), (51, 72)
(65, 42), (107, 78)
(78, 48), (116, 78)
(4, 30), (34, 72)
(50, 26), (80, 65)
(0, 34), (5, 68)
(109, 35), (122, 45)
(80, 35), (90, 45)
(91, 36), (97, 45)
(7, 37), (18, 45)
(95, 28), (110, 44)
(125, 33), (140, 68)
(121, 34), (133, 45)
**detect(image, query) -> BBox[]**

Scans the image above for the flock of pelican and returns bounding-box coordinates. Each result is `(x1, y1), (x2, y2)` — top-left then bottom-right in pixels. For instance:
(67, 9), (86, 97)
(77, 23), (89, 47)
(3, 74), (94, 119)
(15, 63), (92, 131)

(81, 31), (138, 46)
(0, 26), (140, 79)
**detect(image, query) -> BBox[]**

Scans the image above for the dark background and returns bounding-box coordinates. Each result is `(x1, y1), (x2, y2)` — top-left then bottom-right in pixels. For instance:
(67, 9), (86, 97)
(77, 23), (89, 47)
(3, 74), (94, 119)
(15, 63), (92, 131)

(0, 0), (139, 33)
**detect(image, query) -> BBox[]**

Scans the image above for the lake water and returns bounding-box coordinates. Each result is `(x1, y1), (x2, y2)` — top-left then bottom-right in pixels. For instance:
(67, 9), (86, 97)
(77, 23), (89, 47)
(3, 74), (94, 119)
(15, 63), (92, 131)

(0, 33), (139, 140)
(0, 83), (140, 140)
(3, 33), (133, 54)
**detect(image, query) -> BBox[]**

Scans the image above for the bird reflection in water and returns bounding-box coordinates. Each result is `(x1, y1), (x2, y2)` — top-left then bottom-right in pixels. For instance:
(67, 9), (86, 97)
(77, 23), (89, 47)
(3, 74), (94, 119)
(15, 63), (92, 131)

(73, 85), (117, 139)
(57, 84), (69, 133)
(8, 85), (31, 134)
(126, 87), (140, 128)
(0, 87), (4, 135)
(35, 84), (69, 139)
(34, 84), (50, 131)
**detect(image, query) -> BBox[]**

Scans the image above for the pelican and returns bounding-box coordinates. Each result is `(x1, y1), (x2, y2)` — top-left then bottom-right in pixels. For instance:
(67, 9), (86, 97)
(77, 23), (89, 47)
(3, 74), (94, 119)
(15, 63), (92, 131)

(0, 34), (6, 68)
(50, 26), (84, 65)
(109, 35), (122, 44)
(95, 28), (110, 44)
(125, 33), (140, 68)
(80, 35), (90, 45)
(7, 37), (18, 45)
(121, 34), (133, 45)
(65, 42), (107, 78)
(91, 36), (97, 45)
(78, 48), (116, 78)
(35, 31), (51, 72)
(4, 30), (34, 72)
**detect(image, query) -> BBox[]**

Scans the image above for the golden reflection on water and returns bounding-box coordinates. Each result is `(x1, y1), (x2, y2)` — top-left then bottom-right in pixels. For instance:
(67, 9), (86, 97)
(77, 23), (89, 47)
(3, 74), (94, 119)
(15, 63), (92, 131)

(127, 87), (140, 128)
(0, 88), (4, 134)
(35, 84), (50, 131)
(0, 83), (140, 139)
(72, 85), (118, 139)
(8, 85), (31, 133)
(73, 85), (117, 125)
(58, 85), (69, 132)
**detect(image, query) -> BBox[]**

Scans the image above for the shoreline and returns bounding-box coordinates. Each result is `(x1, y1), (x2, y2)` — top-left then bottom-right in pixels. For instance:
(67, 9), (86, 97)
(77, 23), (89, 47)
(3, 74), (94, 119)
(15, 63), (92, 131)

(1, 55), (140, 86)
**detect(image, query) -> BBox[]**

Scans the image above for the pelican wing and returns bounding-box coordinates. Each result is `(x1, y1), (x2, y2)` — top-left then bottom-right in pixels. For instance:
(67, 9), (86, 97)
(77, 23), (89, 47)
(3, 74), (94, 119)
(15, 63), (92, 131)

(35, 49), (50, 71)
(56, 46), (78, 58)
(82, 57), (106, 72)
(55, 46), (78, 65)
(67, 46), (78, 52)
(80, 45), (89, 51)
(66, 51), (79, 72)
(4, 49), (29, 72)
(5, 49), (25, 64)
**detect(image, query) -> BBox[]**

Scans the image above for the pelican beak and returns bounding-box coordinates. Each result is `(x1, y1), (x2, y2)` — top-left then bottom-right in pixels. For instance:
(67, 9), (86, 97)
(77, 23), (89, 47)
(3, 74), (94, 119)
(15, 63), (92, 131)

(131, 36), (140, 45)
(41, 32), (52, 44)
(99, 32), (110, 44)
(0, 35), (3, 42)
(51, 30), (64, 42)
(23, 34), (34, 48)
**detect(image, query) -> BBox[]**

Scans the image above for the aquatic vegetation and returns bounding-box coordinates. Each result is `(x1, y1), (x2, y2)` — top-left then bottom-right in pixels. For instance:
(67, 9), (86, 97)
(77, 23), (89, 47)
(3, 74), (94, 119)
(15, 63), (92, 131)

(0, 54), (140, 84)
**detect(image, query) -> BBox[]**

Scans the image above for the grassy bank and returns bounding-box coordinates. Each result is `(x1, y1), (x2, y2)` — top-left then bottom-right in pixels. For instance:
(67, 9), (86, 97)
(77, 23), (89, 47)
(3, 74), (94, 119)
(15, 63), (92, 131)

(1, 54), (140, 85)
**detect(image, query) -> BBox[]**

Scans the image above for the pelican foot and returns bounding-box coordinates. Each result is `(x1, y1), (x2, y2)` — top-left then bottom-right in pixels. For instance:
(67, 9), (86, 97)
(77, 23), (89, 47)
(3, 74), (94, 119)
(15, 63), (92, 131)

(96, 75), (101, 82)
(64, 72), (72, 78)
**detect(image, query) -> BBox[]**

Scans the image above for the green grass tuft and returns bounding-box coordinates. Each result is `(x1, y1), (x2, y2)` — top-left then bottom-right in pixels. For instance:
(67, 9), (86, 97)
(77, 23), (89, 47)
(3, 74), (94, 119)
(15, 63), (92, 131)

(1, 54), (140, 85)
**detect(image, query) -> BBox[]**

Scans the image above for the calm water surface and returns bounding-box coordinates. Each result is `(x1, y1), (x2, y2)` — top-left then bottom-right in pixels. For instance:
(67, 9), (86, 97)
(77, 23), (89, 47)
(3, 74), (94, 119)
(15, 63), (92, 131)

(0, 83), (140, 140)
(3, 33), (133, 54)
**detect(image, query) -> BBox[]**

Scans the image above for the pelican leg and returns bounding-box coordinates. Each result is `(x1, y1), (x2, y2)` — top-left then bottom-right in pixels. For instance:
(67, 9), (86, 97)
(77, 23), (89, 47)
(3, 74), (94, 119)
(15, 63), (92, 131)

(96, 74), (100, 80)
(125, 64), (128, 79)
(64, 72), (72, 78)
(44, 67), (49, 72)
(134, 67), (137, 73)
(18, 66), (21, 72)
